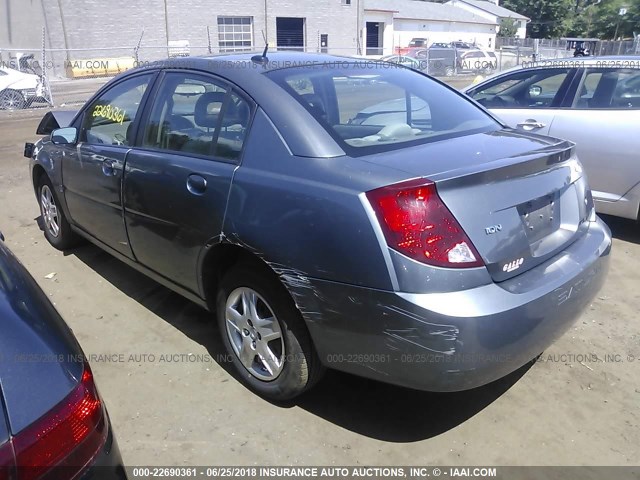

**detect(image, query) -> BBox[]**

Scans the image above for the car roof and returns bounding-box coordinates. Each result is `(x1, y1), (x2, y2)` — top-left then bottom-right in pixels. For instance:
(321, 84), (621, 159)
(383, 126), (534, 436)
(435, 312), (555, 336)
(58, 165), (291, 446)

(134, 51), (362, 76)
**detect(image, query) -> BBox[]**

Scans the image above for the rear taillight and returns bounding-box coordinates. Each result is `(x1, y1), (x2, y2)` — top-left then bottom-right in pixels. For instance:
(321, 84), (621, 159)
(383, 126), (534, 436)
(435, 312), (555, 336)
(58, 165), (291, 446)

(12, 364), (107, 480)
(366, 178), (483, 268)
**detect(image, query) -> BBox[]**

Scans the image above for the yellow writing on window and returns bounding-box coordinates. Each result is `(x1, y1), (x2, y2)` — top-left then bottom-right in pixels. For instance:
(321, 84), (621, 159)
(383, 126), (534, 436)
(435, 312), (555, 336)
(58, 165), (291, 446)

(92, 104), (126, 125)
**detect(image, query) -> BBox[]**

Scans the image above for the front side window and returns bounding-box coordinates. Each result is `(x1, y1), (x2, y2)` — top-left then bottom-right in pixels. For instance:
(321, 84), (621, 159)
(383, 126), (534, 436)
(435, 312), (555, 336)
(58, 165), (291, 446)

(82, 74), (152, 146)
(217, 17), (253, 53)
(574, 68), (640, 109)
(467, 68), (571, 109)
(267, 64), (498, 154)
(142, 73), (251, 161)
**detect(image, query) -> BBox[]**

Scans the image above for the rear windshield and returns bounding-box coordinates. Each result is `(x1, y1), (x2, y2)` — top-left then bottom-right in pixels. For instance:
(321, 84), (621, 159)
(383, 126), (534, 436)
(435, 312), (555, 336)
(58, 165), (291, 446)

(266, 63), (499, 154)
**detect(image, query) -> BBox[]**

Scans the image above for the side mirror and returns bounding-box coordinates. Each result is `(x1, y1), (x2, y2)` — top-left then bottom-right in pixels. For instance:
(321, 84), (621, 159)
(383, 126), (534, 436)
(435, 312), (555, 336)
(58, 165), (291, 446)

(51, 127), (78, 145)
(529, 85), (542, 97)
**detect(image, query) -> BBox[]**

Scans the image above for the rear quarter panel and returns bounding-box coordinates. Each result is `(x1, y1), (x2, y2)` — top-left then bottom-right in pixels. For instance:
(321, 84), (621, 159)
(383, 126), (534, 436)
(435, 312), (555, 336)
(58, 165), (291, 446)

(222, 108), (407, 292)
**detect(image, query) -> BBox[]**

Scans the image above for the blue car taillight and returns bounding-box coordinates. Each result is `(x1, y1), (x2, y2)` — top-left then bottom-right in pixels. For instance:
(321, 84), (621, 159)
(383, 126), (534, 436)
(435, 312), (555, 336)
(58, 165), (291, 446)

(366, 178), (484, 268)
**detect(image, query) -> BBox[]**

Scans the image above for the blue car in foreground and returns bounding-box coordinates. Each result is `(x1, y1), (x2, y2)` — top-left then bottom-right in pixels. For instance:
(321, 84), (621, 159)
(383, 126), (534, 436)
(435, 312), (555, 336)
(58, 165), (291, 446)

(26, 52), (611, 400)
(0, 233), (126, 479)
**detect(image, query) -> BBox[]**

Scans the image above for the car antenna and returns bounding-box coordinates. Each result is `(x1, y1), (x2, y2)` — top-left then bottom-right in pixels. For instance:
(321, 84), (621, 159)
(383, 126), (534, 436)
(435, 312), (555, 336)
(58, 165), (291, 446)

(251, 31), (269, 65)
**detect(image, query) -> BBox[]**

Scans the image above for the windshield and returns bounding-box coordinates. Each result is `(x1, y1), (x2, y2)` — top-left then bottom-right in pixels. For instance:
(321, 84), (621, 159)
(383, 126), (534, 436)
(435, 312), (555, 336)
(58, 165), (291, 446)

(266, 63), (499, 154)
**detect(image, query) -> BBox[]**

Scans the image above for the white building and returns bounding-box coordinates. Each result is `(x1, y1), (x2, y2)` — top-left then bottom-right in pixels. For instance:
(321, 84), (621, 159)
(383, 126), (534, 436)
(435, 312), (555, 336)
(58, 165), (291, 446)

(364, 0), (498, 56)
(447, 0), (529, 39)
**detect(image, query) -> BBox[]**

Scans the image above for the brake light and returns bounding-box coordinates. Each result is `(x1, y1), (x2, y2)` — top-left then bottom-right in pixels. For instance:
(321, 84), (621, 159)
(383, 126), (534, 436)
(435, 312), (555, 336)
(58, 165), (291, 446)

(366, 178), (483, 268)
(12, 364), (107, 480)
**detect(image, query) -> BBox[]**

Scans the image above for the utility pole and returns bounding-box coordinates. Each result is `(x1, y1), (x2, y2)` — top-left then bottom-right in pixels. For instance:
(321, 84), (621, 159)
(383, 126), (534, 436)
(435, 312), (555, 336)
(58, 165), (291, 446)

(613, 7), (627, 40)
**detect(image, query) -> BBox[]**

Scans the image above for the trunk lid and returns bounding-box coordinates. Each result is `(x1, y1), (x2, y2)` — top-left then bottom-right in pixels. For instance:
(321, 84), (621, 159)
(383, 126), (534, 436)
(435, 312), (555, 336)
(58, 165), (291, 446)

(363, 129), (592, 281)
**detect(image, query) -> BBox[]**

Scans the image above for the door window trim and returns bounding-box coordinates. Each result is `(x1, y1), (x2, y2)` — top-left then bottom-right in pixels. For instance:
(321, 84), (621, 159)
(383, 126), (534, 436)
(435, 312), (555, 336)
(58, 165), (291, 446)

(76, 70), (160, 147)
(467, 67), (580, 110)
(568, 67), (640, 110)
(133, 69), (256, 165)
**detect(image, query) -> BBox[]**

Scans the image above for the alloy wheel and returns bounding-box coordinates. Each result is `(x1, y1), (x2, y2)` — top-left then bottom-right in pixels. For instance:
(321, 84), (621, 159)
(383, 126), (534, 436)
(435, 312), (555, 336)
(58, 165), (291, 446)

(40, 185), (60, 238)
(225, 287), (285, 381)
(0, 90), (25, 110)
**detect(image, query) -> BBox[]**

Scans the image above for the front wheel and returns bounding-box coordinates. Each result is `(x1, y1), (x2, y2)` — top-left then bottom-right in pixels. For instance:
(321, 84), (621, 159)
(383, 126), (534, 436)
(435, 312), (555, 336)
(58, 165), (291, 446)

(216, 264), (324, 400)
(38, 176), (80, 250)
(0, 89), (26, 110)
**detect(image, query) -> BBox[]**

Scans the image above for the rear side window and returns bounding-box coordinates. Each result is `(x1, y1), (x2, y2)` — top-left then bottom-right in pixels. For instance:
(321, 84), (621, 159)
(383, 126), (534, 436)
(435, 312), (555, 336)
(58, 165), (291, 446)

(82, 74), (152, 146)
(573, 68), (640, 109)
(142, 73), (251, 161)
(267, 64), (498, 154)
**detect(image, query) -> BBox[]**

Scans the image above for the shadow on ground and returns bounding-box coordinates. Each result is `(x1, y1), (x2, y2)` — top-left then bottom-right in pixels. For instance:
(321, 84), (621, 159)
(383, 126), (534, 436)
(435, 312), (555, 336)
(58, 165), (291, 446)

(67, 240), (531, 443)
(600, 215), (640, 244)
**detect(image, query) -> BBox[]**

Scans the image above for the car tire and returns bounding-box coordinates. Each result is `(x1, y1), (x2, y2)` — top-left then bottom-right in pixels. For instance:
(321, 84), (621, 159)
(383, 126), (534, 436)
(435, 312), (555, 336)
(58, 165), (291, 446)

(38, 176), (80, 250)
(0, 89), (26, 110)
(216, 263), (324, 400)
(445, 66), (454, 77)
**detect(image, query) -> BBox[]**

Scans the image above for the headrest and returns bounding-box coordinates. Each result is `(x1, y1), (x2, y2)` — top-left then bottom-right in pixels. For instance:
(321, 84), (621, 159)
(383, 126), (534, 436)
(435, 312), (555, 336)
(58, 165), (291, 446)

(194, 92), (226, 128)
(222, 99), (250, 127)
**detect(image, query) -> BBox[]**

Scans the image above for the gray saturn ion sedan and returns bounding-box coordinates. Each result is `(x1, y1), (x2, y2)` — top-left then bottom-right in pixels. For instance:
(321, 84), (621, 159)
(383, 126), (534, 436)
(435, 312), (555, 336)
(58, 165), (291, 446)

(25, 53), (611, 400)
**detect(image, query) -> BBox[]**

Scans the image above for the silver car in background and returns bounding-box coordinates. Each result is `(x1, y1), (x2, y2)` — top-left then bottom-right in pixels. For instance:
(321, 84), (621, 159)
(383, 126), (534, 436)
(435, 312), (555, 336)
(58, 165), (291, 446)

(464, 56), (640, 221)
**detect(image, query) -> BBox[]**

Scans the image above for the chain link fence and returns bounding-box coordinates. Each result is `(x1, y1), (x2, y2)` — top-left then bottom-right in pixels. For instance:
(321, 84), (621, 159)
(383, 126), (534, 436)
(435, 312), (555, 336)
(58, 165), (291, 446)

(497, 36), (640, 58)
(2, 29), (639, 112)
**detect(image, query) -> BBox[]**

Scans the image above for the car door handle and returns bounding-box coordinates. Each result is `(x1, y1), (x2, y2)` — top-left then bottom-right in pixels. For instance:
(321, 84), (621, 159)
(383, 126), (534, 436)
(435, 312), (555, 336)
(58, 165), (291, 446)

(186, 174), (207, 196)
(101, 159), (119, 176)
(517, 119), (546, 131)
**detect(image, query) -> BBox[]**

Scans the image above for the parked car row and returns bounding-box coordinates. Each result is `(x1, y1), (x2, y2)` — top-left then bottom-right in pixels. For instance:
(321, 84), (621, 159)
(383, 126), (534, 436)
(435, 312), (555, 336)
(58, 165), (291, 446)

(407, 38), (476, 50)
(381, 47), (497, 77)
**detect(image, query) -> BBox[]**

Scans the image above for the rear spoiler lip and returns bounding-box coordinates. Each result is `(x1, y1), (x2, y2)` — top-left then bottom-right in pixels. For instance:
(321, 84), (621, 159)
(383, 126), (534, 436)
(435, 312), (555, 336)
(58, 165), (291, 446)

(36, 110), (79, 135)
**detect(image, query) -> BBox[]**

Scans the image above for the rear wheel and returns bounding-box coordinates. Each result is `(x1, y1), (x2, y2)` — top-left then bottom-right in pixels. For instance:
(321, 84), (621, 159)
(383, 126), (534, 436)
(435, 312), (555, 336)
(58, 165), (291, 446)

(444, 66), (454, 77)
(0, 89), (26, 110)
(38, 176), (80, 250)
(216, 264), (324, 400)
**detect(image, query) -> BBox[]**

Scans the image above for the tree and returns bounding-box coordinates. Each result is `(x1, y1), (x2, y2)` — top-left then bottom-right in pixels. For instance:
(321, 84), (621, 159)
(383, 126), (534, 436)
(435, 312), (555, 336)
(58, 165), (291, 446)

(567, 0), (640, 38)
(586, 0), (640, 39)
(502, 0), (575, 38)
(498, 18), (519, 37)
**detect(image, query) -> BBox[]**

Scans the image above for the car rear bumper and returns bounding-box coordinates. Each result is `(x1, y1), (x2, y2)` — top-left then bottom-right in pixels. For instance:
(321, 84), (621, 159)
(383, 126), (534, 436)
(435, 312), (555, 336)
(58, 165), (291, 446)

(303, 217), (611, 392)
(79, 414), (127, 480)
